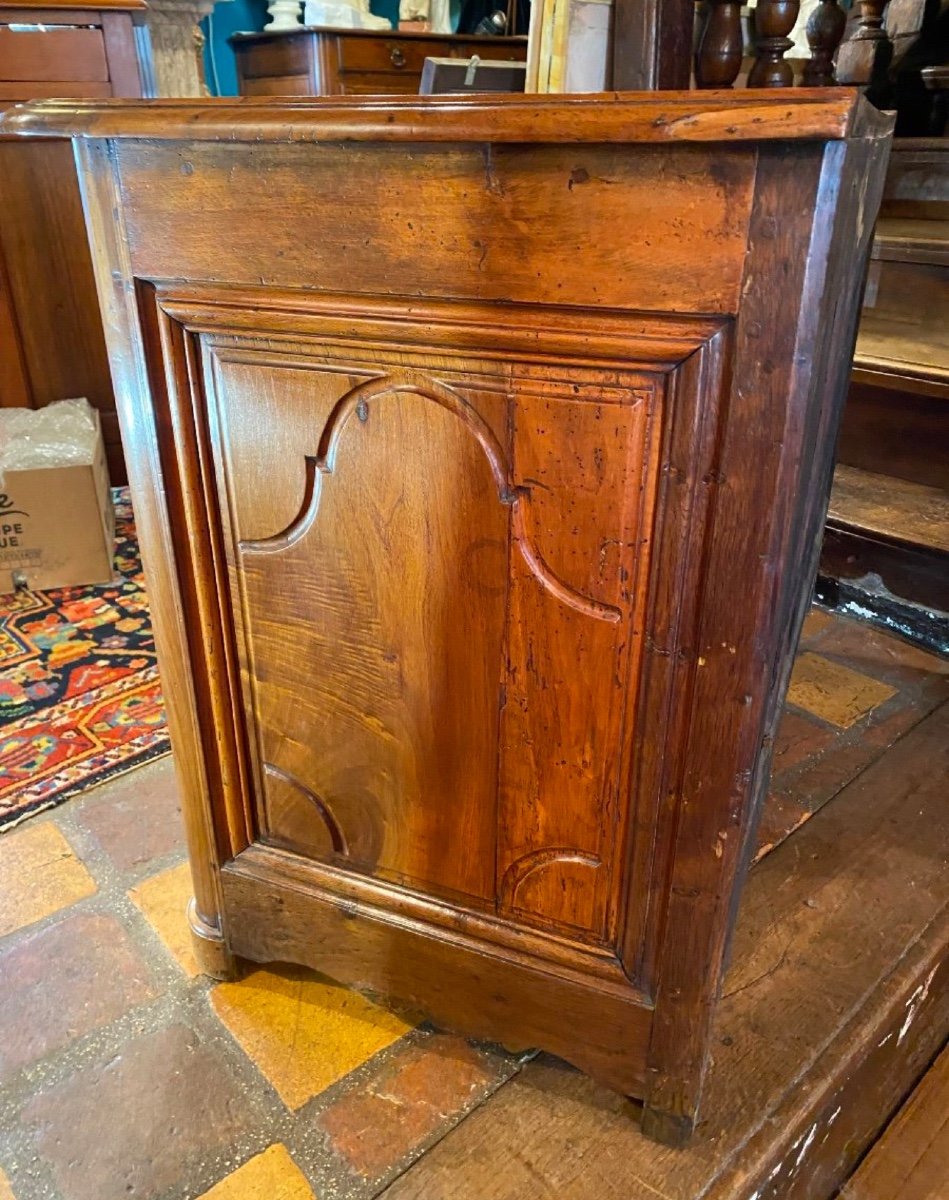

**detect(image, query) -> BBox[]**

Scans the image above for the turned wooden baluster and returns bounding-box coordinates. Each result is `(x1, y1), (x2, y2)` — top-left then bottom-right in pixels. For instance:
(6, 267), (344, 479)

(694, 0), (744, 88)
(748, 0), (800, 87)
(802, 0), (847, 86)
(836, 0), (892, 86)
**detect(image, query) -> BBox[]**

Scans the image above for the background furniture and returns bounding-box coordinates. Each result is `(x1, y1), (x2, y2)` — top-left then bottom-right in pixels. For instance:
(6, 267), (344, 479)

(8, 89), (892, 1144)
(819, 137), (948, 649)
(0, 0), (148, 482)
(231, 26), (526, 94)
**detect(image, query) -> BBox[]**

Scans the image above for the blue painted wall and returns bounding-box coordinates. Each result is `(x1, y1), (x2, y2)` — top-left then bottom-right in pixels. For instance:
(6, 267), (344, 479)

(201, 0), (269, 96)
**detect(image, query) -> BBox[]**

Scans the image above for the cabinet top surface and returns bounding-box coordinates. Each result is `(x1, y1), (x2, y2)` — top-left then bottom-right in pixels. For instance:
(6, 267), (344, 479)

(229, 26), (527, 42)
(1, 89), (891, 145)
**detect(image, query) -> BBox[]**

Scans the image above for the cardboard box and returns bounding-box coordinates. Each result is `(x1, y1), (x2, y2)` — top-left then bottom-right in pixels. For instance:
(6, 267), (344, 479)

(0, 408), (115, 594)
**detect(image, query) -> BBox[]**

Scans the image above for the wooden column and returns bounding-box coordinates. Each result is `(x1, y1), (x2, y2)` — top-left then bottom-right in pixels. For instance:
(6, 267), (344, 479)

(836, 0), (892, 86)
(694, 0), (743, 88)
(748, 0), (800, 87)
(802, 0), (846, 85)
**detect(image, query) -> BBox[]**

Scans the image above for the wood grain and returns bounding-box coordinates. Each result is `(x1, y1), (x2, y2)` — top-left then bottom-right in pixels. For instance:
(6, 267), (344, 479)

(0, 0), (144, 481)
(113, 140), (755, 317)
(0, 235), (30, 407)
(2, 89), (867, 145)
(842, 1045), (949, 1200)
(829, 463), (949, 552)
(611, 0), (695, 89)
(0, 27), (107, 82)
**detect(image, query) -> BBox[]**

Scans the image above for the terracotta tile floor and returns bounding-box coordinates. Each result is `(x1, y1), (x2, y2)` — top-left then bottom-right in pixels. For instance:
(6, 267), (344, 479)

(0, 608), (946, 1200)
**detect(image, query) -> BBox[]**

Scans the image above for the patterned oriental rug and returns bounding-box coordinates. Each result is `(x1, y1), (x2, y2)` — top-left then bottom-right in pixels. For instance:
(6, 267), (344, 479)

(0, 488), (170, 831)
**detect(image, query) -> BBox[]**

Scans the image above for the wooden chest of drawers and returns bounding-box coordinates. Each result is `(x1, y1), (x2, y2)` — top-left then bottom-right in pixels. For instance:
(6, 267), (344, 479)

(6, 90), (892, 1143)
(231, 26), (527, 96)
(0, 0), (145, 480)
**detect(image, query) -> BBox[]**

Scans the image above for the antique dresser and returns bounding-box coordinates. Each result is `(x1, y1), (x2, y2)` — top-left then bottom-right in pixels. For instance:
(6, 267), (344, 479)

(6, 91), (892, 1143)
(0, 0), (146, 479)
(230, 27), (527, 96)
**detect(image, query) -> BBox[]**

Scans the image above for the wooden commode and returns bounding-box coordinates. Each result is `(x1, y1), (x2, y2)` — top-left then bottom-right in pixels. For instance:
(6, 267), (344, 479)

(4, 90), (893, 1143)
(0, 0), (147, 480)
(230, 27), (527, 97)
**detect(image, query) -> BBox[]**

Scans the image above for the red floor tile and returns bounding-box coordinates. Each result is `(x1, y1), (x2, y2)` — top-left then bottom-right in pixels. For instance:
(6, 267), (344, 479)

(0, 912), (157, 1080)
(20, 1024), (258, 1200)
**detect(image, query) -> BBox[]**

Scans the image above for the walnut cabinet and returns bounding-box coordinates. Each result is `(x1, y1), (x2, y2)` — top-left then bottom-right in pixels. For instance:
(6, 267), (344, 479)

(6, 91), (893, 1143)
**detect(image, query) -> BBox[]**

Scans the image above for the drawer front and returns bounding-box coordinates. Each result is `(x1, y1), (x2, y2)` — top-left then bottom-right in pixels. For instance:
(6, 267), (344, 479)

(447, 36), (528, 62)
(0, 26), (108, 82)
(335, 35), (525, 78)
(338, 72), (421, 95)
(242, 73), (311, 96)
(336, 34), (442, 76)
(234, 34), (310, 80)
(0, 79), (112, 99)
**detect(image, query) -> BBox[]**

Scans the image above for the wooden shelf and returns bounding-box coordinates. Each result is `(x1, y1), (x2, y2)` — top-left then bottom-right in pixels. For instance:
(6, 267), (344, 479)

(828, 463), (949, 555)
(871, 217), (949, 267)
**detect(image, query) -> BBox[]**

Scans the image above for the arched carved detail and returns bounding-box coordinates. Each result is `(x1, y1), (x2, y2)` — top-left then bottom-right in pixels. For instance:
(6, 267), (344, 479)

(512, 496), (622, 624)
(499, 847), (602, 908)
(263, 762), (349, 856)
(239, 370), (622, 623)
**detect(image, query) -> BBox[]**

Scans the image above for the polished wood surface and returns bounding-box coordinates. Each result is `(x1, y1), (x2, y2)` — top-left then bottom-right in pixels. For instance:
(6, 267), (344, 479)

(0, 0), (144, 480)
(747, 0), (800, 87)
(694, 1), (744, 89)
(6, 88), (874, 140)
(6, 91), (893, 1144)
(231, 27), (527, 97)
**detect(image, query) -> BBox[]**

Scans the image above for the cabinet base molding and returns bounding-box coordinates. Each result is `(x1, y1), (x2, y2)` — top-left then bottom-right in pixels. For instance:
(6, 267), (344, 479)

(221, 850), (653, 1097)
(187, 897), (240, 981)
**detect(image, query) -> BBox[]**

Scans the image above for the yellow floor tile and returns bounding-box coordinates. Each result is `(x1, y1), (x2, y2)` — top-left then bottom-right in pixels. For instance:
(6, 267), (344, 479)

(801, 608), (833, 640)
(128, 861), (200, 977)
(787, 652), (898, 729)
(0, 1168), (16, 1200)
(198, 1145), (314, 1200)
(211, 964), (413, 1109)
(0, 823), (96, 939)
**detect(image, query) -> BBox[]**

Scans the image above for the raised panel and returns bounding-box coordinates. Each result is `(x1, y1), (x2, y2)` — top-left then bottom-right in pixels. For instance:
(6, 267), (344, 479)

(498, 368), (660, 941)
(197, 317), (665, 942)
(208, 351), (511, 904)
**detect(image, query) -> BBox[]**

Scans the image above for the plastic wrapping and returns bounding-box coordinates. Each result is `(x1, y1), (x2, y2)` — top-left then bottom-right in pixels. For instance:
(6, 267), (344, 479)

(0, 397), (115, 592)
(0, 398), (100, 483)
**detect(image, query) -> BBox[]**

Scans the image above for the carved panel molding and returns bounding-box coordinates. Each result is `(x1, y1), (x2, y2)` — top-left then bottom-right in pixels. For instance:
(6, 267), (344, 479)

(150, 285), (731, 977)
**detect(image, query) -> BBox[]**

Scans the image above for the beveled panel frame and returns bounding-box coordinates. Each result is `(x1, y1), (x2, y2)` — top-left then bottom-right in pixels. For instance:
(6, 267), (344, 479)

(140, 282), (732, 999)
